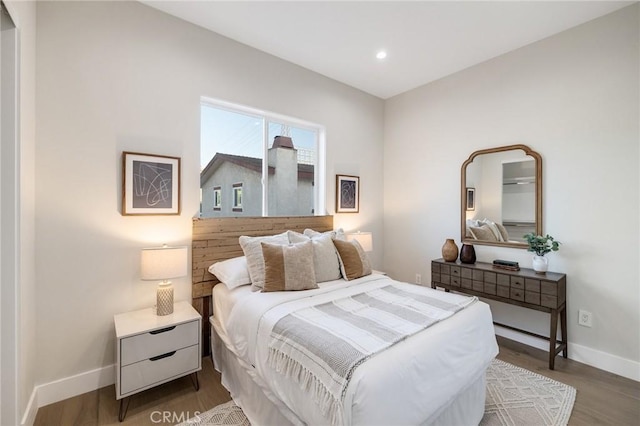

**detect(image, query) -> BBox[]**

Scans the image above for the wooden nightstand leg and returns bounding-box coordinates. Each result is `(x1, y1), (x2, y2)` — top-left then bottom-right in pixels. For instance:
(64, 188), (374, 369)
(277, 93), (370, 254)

(561, 304), (568, 358)
(549, 308), (558, 370)
(118, 397), (130, 422)
(190, 372), (200, 391)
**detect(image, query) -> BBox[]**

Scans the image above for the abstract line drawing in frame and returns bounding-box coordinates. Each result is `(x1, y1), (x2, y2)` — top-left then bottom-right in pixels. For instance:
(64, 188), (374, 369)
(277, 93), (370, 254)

(336, 174), (360, 213)
(122, 151), (181, 215)
(466, 187), (476, 211)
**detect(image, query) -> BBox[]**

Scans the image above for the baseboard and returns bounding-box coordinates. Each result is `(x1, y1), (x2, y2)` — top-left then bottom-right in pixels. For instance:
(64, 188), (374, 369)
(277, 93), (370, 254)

(494, 325), (639, 382)
(35, 364), (115, 408)
(20, 388), (38, 426)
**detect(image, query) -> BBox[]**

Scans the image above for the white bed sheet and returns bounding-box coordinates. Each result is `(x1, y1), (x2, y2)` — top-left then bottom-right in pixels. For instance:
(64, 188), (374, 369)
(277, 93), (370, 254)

(212, 274), (498, 425)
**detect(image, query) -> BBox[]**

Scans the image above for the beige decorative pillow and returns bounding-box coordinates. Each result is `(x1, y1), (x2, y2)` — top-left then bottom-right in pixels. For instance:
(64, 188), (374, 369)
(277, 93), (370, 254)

(261, 241), (318, 292)
(288, 230), (342, 282)
(469, 224), (498, 241)
(481, 219), (504, 242)
(332, 239), (372, 281)
(496, 223), (510, 242)
(239, 232), (290, 289)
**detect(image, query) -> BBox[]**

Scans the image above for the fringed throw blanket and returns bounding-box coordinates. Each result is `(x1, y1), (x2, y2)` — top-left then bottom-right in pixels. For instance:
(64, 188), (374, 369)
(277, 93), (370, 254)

(267, 283), (477, 425)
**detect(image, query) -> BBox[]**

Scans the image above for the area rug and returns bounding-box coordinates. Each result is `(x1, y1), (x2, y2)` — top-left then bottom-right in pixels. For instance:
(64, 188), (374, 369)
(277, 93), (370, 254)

(178, 359), (576, 426)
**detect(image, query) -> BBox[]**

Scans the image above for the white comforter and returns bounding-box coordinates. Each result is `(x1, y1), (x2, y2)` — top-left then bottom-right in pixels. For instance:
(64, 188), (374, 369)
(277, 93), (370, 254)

(223, 274), (498, 425)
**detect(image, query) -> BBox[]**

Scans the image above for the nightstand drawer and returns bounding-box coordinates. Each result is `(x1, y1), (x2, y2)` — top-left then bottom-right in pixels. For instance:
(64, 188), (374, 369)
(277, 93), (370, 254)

(121, 320), (198, 366)
(120, 344), (199, 396)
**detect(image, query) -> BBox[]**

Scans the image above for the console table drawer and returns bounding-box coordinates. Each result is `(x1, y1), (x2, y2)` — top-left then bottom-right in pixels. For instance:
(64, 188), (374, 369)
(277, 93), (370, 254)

(484, 283), (497, 295)
(451, 266), (461, 276)
(461, 268), (472, 279)
(511, 280), (524, 291)
(541, 281), (557, 296)
(497, 274), (510, 286)
(497, 285), (509, 298)
(451, 276), (461, 287)
(511, 276), (524, 286)
(525, 279), (541, 292)
(484, 272), (497, 284)
(461, 278), (472, 289)
(511, 288), (525, 301)
(541, 294), (558, 308)
(525, 291), (541, 305)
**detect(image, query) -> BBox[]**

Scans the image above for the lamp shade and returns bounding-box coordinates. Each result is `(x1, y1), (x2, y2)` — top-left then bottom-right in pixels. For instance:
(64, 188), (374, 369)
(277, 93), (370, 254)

(346, 231), (373, 252)
(141, 246), (188, 280)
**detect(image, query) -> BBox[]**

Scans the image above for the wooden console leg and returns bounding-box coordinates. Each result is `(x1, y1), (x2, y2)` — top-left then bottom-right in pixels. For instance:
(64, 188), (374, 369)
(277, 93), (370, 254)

(549, 309), (558, 370)
(561, 304), (568, 358)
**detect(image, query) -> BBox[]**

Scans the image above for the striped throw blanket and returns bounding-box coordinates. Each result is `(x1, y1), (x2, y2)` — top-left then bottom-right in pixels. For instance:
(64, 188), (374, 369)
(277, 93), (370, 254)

(267, 283), (477, 425)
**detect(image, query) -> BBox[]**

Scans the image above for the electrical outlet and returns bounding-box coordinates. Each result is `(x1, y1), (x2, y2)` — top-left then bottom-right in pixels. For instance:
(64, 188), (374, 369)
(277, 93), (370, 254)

(415, 273), (422, 284)
(578, 309), (593, 327)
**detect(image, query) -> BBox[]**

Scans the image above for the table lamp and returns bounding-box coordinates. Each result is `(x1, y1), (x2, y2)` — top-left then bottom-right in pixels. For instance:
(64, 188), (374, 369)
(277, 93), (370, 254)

(141, 245), (188, 316)
(346, 231), (373, 252)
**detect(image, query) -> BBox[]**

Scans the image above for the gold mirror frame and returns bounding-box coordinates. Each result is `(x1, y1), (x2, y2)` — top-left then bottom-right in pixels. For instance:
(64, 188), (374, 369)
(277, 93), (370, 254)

(461, 144), (542, 249)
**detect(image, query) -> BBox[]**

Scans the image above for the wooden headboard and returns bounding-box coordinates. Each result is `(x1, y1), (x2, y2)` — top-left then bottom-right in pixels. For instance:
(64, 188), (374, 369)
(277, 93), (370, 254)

(191, 215), (334, 355)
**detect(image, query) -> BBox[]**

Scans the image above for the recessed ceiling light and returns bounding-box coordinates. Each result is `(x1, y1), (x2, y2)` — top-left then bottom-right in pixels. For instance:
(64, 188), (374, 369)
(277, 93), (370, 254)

(376, 50), (387, 60)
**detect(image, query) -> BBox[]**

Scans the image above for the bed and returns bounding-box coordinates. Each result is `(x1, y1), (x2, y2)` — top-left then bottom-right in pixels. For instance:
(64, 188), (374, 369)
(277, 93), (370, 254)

(192, 216), (499, 425)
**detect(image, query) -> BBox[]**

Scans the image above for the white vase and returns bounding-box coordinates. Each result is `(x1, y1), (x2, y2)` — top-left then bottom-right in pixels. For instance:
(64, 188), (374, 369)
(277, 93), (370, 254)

(532, 255), (548, 274)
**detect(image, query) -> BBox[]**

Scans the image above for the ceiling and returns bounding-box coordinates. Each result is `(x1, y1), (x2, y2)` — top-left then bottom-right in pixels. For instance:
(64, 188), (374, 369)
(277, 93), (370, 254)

(142, 1), (634, 99)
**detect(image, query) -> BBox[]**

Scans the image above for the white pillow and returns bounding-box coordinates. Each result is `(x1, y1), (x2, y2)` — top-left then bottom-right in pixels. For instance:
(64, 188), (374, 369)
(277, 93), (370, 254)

(288, 231), (342, 282)
(208, 256), (251, 290)
(303, 228), (347, 241)
(239, 232), (290, 290)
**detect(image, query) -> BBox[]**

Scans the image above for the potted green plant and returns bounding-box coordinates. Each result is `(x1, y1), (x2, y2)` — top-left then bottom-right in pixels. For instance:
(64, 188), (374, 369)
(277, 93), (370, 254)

(523, 233), (560, 273)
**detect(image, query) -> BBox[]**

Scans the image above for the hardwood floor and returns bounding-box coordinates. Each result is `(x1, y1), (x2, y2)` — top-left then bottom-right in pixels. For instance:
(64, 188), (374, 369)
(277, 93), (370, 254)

(35, 337), (640, 425)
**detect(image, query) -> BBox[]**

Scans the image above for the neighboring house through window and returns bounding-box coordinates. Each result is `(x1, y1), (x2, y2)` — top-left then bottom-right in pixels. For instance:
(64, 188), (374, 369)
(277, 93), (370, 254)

(200, 98), (326, 218)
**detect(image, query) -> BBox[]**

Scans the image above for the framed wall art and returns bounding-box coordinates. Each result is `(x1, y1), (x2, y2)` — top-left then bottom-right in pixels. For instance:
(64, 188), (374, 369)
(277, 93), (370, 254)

(466, 187), (476, 211)
(336, 174), (359, 213)
(122, 151), (181, 215)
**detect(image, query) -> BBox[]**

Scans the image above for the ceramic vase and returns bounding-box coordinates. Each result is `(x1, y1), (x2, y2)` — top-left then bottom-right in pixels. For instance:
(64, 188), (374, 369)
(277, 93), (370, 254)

(532, 255), (548, 274)
(459, 244), (476, 264)
(441, 239), (459, 262)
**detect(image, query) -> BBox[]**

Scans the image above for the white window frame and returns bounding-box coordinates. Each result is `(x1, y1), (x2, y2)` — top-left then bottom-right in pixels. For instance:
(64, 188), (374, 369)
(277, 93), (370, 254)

(232, 183), (243, 211)
(213, 186), (221, 210)
(201, 97), (326, 216)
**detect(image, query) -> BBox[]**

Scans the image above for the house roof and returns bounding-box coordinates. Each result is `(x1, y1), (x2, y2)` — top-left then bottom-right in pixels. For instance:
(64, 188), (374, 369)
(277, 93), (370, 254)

(200, 152), (314, 186)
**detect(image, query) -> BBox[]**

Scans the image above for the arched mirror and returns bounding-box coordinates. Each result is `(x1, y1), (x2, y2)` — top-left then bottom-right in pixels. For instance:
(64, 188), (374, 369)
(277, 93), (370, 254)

(461, 144), (542, 248)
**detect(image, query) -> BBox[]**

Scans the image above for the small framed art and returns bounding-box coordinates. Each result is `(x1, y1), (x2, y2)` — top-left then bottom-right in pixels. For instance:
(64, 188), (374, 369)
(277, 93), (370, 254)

(122, 151), (181, 215)
(336, 174), (360, 213)
(466, 187), (475, 211)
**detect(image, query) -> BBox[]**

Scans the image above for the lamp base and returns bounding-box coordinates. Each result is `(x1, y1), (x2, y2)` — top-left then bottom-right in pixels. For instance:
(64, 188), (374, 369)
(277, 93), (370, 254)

(156, 283), (174, 316)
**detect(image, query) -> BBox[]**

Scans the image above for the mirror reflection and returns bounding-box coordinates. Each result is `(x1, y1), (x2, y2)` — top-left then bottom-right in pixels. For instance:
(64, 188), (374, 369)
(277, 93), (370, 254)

(461, 145), (542, 248)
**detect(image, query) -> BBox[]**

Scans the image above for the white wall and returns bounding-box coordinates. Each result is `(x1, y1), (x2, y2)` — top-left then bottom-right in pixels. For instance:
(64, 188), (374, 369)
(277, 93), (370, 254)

(384, 5), (639, 379)
(35, 0), (383, 393)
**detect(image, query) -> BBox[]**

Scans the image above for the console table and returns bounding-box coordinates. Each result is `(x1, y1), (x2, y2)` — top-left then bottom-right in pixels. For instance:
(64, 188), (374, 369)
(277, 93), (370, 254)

(431, 258), (567, 369)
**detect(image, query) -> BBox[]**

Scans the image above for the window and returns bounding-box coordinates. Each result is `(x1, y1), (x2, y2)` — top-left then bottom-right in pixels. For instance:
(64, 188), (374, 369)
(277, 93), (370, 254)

(200, 98), (325, 217)
(213, 187), (221, 211)
(232, 183), (243, 212)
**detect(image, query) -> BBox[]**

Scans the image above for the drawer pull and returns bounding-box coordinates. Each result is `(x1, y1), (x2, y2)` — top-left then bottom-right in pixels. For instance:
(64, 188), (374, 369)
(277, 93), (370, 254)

(149, 326), (176, 335)
(149, 351), (176, 361)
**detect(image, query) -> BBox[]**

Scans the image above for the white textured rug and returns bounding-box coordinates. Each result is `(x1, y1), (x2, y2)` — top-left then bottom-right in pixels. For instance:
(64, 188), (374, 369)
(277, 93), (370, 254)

(178, 359), (576, 426)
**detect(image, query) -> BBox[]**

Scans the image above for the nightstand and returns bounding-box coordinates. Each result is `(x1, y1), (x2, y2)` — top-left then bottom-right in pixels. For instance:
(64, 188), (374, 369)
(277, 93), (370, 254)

(114, 301), (201, 421)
